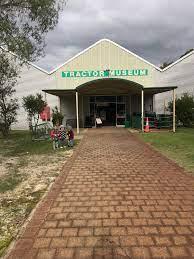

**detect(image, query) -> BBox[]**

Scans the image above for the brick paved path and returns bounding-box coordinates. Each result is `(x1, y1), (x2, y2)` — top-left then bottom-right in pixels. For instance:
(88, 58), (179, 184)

(7, 128), (194, 258)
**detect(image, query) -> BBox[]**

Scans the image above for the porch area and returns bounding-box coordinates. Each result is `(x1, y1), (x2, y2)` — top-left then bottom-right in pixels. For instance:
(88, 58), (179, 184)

(43, 78), (176, 133)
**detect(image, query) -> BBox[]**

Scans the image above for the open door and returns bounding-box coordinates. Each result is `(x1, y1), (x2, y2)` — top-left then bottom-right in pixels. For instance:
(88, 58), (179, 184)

(116, 98), (126, 127)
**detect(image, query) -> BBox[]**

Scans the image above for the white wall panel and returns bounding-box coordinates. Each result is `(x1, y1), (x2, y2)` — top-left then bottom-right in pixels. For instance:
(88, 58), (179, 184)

(13, 65), (58, 129)
(155, 53), (194, 112)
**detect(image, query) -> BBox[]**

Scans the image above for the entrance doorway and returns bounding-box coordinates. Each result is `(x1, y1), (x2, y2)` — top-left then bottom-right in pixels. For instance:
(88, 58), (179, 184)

(96, 103), (116, 126)
(89, 96), (126, 127)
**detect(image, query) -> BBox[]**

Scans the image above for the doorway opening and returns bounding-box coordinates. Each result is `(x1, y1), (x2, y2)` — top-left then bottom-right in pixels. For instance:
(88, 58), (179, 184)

(96, 103), (116, 126)
(89, 96), (126, 127)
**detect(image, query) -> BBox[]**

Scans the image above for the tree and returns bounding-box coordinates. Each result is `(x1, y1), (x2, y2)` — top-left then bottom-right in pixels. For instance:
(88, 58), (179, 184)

(0, 0), (65, 62)
(52, 106), (63, 126)
(0, 0), (66, 134)
(168, 93), (194, 127)
(0, 52), (19, 136)
(23, 94), (46, 129)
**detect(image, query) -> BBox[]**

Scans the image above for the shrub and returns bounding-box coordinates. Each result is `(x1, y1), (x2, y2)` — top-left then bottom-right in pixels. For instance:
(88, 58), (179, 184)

(52, 106), (63, 126)
(168, 92), (194, 127)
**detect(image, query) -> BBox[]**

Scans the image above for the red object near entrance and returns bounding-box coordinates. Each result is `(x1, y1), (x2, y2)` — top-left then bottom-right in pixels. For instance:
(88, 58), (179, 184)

(40, 106), (51, 121)
(144, 117), (150, 133)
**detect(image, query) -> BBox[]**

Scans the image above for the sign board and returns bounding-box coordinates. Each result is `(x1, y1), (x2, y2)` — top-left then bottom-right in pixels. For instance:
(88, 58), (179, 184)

(62, 69), (148, 78)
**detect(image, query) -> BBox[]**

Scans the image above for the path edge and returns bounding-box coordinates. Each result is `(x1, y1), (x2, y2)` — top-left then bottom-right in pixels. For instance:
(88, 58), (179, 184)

(4, 133), (86, 259)
(129, 130), (194, 180)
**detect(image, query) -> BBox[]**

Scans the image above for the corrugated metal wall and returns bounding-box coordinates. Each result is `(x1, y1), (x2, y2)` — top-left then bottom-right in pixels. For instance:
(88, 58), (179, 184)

(155, 53), (194, 112)
(13, 65), (58, 129)
(53, 40), (158, 90)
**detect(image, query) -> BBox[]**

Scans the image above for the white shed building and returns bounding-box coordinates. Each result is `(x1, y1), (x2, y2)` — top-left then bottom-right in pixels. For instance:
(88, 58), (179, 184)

(11, 39), (194, 131)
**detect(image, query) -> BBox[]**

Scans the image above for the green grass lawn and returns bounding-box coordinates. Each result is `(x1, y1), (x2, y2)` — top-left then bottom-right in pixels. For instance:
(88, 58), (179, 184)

(0, 130), (78, 157)
(139, 128), (194, 174)
(0, 130), (55, 157)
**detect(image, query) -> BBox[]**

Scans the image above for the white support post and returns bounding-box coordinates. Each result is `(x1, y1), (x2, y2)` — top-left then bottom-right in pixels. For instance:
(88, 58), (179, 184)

(164, 99), (166, 114)
(173, 88), (176, 133)
(58, 96), (61, 112)
(152, 94), (156, 112)
(76, 91), (80, 134)
(82, 95), (84, 128)
(44, 92), (47, 103)
(141, 89), (144, 132)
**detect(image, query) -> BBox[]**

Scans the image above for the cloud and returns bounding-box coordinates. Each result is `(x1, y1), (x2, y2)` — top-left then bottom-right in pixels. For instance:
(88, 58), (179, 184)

(35, 0), (194, 71)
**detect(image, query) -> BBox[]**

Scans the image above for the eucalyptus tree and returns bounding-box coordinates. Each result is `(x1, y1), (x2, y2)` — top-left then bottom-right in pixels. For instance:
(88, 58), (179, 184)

(0, 0), (66, 62)
(0, 52), (19, 136)
(0, 0), (66, 136)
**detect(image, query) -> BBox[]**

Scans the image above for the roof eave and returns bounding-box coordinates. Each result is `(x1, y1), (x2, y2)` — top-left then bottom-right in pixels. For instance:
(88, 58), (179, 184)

(48, 39), (163, 74)
(161, 51), (194, 72)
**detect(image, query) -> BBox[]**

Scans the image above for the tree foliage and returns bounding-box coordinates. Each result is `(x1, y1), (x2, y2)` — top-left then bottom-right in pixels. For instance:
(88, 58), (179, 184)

(23, 93), (46, 129)
(52, 106), (63, 126)
(0, 52), (19, 136)
(0, 0), (65, 62)
(0, 0), (66, 134)
(168, 93), (194, 127)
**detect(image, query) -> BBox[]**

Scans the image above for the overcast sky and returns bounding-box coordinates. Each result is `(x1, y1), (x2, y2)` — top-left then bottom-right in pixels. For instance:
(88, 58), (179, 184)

(35, 0), (194, 71)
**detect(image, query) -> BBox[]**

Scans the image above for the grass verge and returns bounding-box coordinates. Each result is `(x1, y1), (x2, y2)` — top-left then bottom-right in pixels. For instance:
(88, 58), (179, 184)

(138, 128), (194, 174)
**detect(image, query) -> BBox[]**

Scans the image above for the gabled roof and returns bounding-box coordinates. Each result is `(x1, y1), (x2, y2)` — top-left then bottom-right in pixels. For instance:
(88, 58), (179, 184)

(0, 46), (49, 75)
(162, 49), (194, 71)
(48, 39), (163, 74)
(1, 39), (194, 74)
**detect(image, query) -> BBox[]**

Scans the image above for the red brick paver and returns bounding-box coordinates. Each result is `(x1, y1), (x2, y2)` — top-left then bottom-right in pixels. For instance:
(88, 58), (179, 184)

(7, 128), (194, 258)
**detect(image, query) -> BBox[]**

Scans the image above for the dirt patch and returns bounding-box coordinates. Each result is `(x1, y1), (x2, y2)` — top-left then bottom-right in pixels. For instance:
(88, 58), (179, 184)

(0, 149), (73, 256)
